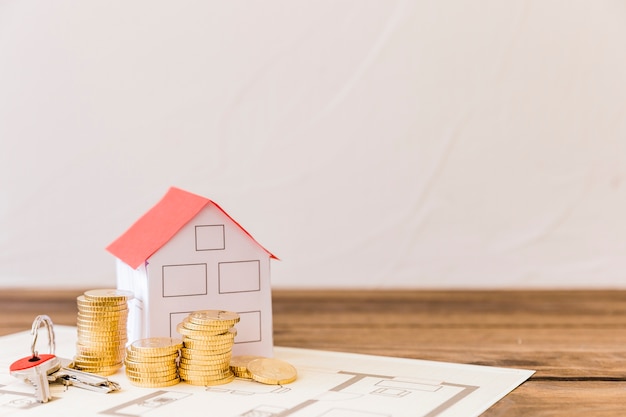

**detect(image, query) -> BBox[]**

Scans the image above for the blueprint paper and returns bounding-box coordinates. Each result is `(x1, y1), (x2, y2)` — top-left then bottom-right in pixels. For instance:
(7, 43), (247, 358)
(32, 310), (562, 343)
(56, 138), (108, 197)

(0, 326), (533, 417)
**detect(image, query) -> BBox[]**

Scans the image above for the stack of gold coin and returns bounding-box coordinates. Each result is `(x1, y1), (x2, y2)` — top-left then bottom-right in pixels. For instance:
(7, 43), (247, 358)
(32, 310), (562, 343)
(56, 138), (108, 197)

(74, 289), (133, 376)
(230, 355), (262, 379)
(230, 356), (297, 385)
(176, 310), (240, 386)
(124, 337), (182, 387)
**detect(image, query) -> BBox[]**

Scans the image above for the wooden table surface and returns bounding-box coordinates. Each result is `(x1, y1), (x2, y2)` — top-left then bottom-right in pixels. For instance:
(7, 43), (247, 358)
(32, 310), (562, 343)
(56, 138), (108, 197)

(1, 289), (625, 416)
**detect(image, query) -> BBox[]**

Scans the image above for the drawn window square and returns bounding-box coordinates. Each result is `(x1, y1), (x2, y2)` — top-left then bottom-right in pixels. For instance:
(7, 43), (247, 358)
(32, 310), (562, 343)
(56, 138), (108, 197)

(162, 264), (207, 297)
(195, 225), (225, 251)
(235, 311), (262, 344)
(219, 260), (260, 294)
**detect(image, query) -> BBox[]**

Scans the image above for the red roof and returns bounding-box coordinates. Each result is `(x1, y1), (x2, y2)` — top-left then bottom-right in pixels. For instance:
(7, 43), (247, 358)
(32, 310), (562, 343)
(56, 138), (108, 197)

(106, 187), (277, 269)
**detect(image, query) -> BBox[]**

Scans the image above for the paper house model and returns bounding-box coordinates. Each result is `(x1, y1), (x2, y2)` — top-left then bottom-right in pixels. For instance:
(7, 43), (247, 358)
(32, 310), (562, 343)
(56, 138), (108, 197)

(106, 187), (277, 357)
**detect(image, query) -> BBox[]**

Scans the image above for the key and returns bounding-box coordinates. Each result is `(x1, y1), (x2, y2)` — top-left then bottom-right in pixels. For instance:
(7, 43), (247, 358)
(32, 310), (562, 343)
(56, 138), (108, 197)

(9, 315), (61, 403)
(9, 315), (120, 403)
(10, 353), (61, 403)
(47, 358), (121, 394)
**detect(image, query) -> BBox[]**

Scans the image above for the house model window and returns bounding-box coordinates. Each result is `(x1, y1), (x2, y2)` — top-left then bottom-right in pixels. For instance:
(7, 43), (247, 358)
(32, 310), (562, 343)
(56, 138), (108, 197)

(195, 225), (225, 251)
(106, 187), (277, 357)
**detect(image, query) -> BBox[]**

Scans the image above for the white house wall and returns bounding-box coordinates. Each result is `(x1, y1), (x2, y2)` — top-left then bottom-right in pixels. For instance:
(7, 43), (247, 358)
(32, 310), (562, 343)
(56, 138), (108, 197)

(115, 259), (149, 344)
(144, 205), (273, 357)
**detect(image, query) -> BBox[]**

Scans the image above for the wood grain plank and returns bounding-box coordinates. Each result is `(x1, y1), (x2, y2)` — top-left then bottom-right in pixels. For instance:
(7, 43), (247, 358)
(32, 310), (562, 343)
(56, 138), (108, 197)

(0, 289), (81, 335)
(484, 381), (626, 417)
(272, 327), (626, 378)
(1, 288), (625, 417)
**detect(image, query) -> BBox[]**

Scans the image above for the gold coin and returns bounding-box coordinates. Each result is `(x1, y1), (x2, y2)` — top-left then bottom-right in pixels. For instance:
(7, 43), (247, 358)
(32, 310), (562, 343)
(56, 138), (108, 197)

(126, 372), (178, 381)
(187, 310), (240, 326)
(76, 328), (126, 335)
(180, 352), (231, 362)
(77, 308), (129, 315)
(77, 321), (127, 329)
(77, 301), (129, 309)
(78, 298), (128, 305)
(75, 356), (125, 364)
(77, 313), (126, 320)
(181, 345), (233, 356)
(76, 340), (126, 348)
(127, 374), (180, 384)
(179, 365), (229, 374)
(77, 295), (129, 307)
(183, 328), (237, 344)
(180, 318), (234, 332)
(77, 313), (128, 322)
(179, 367), (229, 376)
(182, 373), (235, 386)
(77, 337), (127, 345)
(176, 323), (230, 337)
(182, 341), (233, 352)
(182, 336), (234, 346)
(231, 369), (252, 379)
(125, 355), (179, 365)
(75, 353), (124, 362)
(124, 357), (177, 366)
(77, 305), (129, 313)
(78, 296), (127, 305)
(77, 324), (127, 331)
(130, 378), (180, 388)
(74, 354), (123, 360)
(181, 344), (232, 355)
(179, 358), (231, 369)
(75, 360), (123, 369)
(126, 374), (179, 383)
(124, 357), (178, 367)
(76, 337), (126, 345)
(74, 354), (123, 363)
(178, 360), (229, 371)
(182, 316), (234, 327)
(76, 321), (127, 330)
(231, 364), (253, 378)
(183, 336), (235, 344)
(125, 367), (178, 378)
(77, 335), (127, 343)
(127, 376), (179, 387)
(180, 350), (231, 361)
(179, 366), (232, 375)
(126, 349), (179, 362)
(182, 355), (230, 364)
(76, 344), (126, 353)
(84, 289), (134, 301)
(247, 358), (297, 385)
(76, 315), (127, 322)
(130, 338), (183, 355)
(125, 367), (178, 377)
(124, 369), (180, 381)
(77, 309), (128, 317)
(230, 355), (263, 370)
(76, 345), (127, 353)
(75, 358), (124, 367)
(183, 331), (235, 341)
(74, 352), (123, 361)
(178, 363), (231, 375)
(74, 364), (122, 376)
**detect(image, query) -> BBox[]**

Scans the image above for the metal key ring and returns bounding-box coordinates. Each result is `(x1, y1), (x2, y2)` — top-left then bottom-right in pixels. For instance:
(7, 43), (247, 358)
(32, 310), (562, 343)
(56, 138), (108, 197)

(30, 315), (56, 358)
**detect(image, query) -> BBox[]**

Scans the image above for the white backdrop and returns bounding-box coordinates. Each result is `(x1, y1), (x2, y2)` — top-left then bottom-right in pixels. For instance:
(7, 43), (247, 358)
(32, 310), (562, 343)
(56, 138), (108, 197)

(1, 1), (625, 289)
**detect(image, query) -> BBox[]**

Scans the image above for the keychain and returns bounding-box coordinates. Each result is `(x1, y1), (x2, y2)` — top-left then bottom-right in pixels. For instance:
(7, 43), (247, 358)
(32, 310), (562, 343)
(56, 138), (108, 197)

(9, 315), (121, 403)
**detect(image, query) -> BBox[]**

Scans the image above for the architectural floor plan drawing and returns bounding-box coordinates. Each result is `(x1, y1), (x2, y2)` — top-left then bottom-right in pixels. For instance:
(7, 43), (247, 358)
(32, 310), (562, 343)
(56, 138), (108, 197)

(0, 326), (533, 417)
